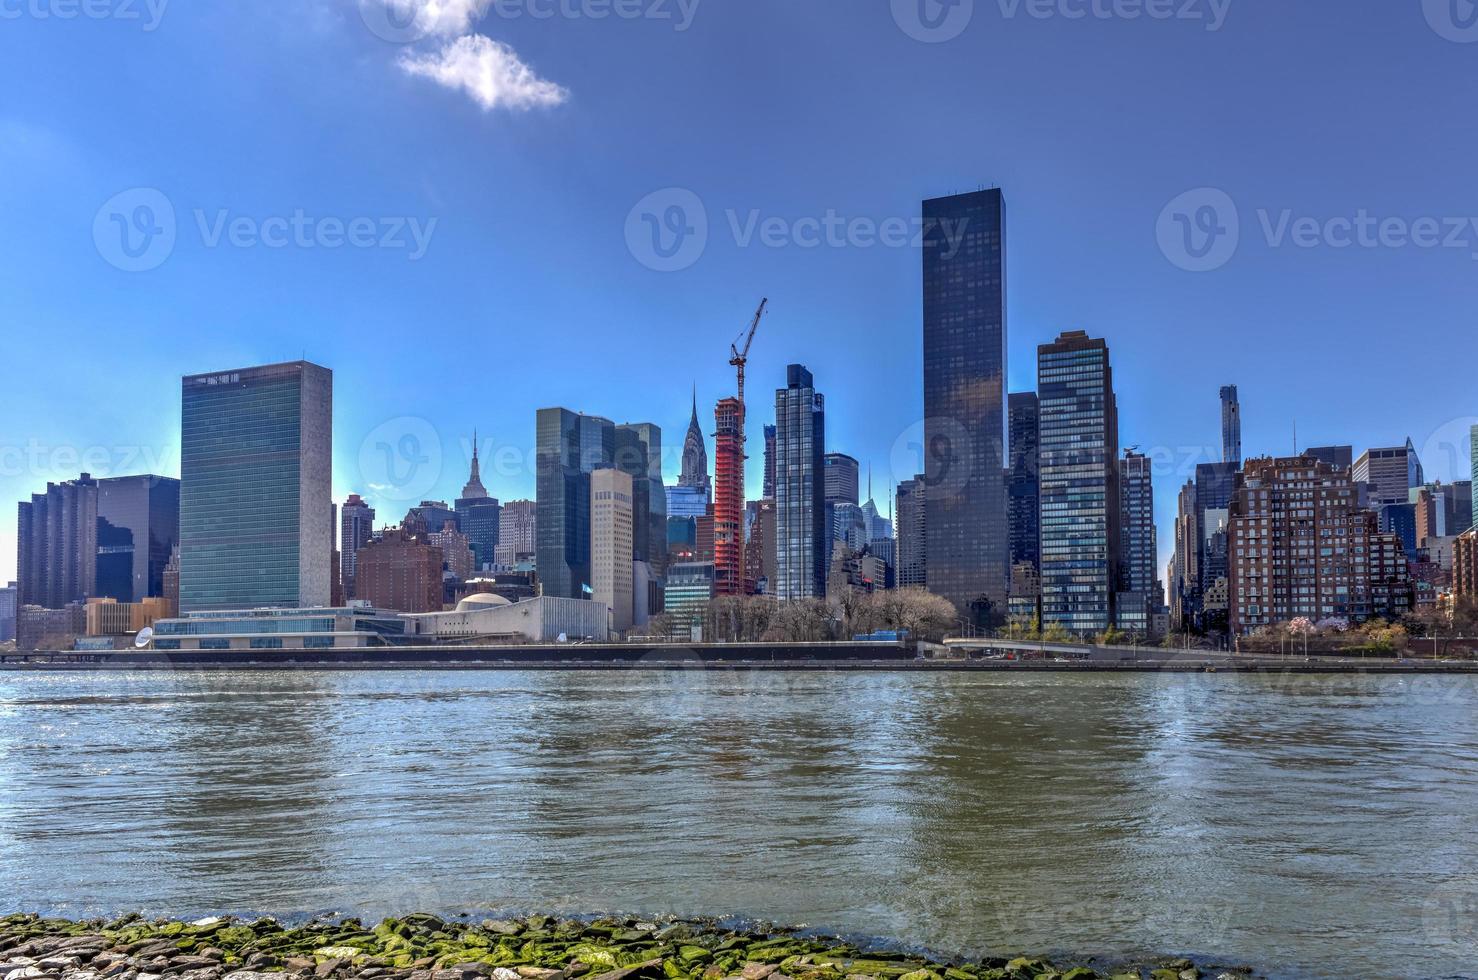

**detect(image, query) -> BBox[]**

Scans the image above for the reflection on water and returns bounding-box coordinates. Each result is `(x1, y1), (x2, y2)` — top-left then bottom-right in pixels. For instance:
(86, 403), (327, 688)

(2, 670), (1476, 979)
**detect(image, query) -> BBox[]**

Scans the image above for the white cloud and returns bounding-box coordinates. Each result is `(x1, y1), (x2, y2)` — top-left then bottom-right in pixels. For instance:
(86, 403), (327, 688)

(383, 0), (491, 38)
(398, 34), (569, 111)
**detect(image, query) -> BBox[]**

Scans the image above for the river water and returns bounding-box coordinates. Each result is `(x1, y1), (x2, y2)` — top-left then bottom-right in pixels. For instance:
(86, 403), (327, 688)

(1, 669), (1475, 979)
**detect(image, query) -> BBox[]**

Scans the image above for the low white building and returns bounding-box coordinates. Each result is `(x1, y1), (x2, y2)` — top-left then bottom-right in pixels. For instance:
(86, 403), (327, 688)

(404, 594), (607, 643)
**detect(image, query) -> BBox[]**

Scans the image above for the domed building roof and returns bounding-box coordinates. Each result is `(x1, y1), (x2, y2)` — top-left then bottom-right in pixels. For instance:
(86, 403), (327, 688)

(456, 592), (513, 612)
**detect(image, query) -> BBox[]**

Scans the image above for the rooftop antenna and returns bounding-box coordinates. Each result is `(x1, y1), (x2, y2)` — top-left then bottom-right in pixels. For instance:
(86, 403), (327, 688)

(1293, 420), (1299, 455)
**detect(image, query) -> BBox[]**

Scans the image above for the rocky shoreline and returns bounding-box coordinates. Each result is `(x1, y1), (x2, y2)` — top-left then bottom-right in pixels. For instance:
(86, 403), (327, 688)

(0, 914), (1254, 980)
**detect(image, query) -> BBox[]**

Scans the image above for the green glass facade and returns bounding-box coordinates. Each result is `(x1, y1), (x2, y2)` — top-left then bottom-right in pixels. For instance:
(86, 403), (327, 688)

(178, 362), (332, 612)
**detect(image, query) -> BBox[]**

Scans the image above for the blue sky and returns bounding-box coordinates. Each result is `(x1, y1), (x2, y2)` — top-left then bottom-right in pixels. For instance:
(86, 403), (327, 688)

(3, 0), (1477, 585)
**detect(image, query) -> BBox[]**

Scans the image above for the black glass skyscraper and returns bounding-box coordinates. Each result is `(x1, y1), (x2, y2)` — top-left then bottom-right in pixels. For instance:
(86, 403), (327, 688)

(922, 189), (1009, 624)
(1007, 392), (1040, 573)
(96, 475), (180, 603)
(774, 365), (825, 600)
(535, 408), (614, 599)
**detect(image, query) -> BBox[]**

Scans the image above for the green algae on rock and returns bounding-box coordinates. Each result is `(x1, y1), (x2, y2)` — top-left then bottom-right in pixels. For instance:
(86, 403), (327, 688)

(0, 914), (1248, 980)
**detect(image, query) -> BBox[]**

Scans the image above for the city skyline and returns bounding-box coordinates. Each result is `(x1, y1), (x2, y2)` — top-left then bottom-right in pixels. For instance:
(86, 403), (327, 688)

(3, 330), (1476, 600)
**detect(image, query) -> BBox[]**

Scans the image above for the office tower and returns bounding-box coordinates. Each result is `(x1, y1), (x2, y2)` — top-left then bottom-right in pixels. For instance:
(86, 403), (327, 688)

(1453, 481), (1474, 535)
(16, 474), (97, 609)
(179, 362), (333, 612)
(404, 500), (457, 538)
(1413, 481), (1472, 547)
(1229, 456), (1413, 632)
(1007, 391), (1040, 573)
(896, 477), (926, 588)
(353, 527), (443, 613)
(824, 453), (860, 506)
(1192, 462), (1237, 631)
(429, 520), (476, 581)
(922, 188), (1009, 622)
(535, 408), (614, 599)
(664, 561), (715, 638)
(744, 498), (777, 593)
(161, 547), (180, 617)
(454, 435), (500, 571)
(93, 475), (180, 604)
(617, 422), (667, 577)
(1378, 502), (1418, 560)
(0, 581), (16, 643)
(830, 502), (868, 553)
(495, 499), (537, 566)
(1306, 445), (1353, 472)
(774, 364), (826, 600)
(590, 467), (635, 633)
(340, 494), (376, 599)
(711, 398), (746, 596)
(330, 505), (343, 608)
(1037, 331), (1119, 633)
(679, 388), (711, 497)
(1220, 385), (1242, 466)
(762, 425), (777, 499)
(1456, 529), (1478, 598)
(1354, 438), (1424, 507)
(1117, 449), (1157, 633)
(1471, 424), (1478, 531)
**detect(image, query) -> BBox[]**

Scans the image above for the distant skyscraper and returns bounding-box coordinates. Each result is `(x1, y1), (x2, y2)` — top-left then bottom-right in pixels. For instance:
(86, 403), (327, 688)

(774, 364), (826, 600)
(0, 581), (15, 643)
(340, 494), (376, 599)
(1117, 450), (1157, 633)
(455, 433), (500, 570)
(616, 422), (666, 578)
(1006, 392), (1040, 572)
(178, 361), (332, 612)
(712, 397), (746, 595)
(895, 476), (926, 588)
(1354, 438), (1424, 507)
(429, 520), (476, 582)
(1471, 424), (1478, 531)
(823, 453), (860, 506)
(1038, 331), (1118, 633)
(536, 408), (614, 599)
(95, 475), (180, 604)
(922, 188), (1009, 623)
(762, 424), (777, 499)
(495, 500), (536, 566)
(1306, 445), (1353, 472)
(590, 467), (634, 634)
(1219, 385), (1242, 465)
(679, 388), (711, 496)
(18, 473), (179, 610)
(744, 498), (777, 594)
(17, 474), (98, 609)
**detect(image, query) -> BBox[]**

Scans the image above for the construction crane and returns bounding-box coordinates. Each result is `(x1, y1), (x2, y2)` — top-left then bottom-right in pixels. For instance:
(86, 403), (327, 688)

(729, 297), (767, 409)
